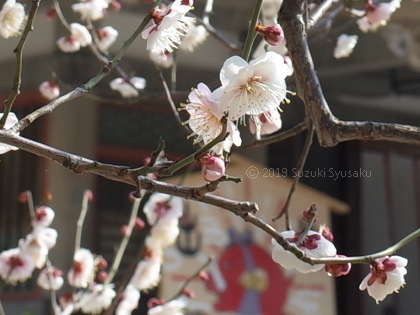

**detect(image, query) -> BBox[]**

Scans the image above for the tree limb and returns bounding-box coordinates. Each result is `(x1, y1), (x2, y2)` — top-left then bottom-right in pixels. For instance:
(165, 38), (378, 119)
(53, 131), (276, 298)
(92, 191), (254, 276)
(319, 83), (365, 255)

(280, 0), (420, 147)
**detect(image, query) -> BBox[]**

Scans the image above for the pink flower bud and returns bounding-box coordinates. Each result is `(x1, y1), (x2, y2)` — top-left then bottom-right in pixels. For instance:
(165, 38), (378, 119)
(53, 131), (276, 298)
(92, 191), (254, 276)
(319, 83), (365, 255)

(96, 256), (108, 270)
(256, 22), (284, 46)
(147, 298), (165, 309)
(182, 289), (195, 298)
(199, 271), (209, 282)
(120, 225), (130, 236)
(109, 0), (121, 12)
(200, 155), (225, 182)
(39, 81), (60, 101)
(96, 271), (108, 283)
(302, 204), (318, 223)
(134, 218), (145, 230)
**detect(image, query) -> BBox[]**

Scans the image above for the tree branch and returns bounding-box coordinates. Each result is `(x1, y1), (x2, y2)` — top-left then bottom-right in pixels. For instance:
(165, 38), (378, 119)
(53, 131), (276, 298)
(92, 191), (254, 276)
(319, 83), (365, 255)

(280, 0), (420, 147)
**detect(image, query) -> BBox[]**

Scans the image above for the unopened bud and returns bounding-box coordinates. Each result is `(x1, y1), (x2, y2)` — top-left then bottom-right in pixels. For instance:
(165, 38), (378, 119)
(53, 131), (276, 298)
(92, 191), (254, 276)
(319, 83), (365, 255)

(325, 255), (351, 277)
(134, 218), (145, 230)
(200, 154), (225, 182)
(256, 22), (284, 46)
(182, 289), (195, 298)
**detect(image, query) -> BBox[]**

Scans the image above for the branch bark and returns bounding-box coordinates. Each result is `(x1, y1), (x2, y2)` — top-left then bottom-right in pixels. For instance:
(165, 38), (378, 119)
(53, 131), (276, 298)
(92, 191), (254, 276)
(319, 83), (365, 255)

(280, 0), (420, 147)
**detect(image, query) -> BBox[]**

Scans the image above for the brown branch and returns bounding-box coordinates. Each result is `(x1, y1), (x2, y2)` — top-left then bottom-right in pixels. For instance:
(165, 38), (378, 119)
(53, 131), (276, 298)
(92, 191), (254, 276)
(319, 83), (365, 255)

(12, 87), (87, 133)
(280, 0), (420, 147)
(237, 121), (308, 151)
(272, 122), (314, 225)
(0, 131), (259, 216)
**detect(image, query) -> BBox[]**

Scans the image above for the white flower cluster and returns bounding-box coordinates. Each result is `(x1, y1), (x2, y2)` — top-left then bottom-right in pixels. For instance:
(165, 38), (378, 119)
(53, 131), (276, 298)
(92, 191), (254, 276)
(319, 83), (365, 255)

(271, 229), (408, 303)
(0, 206), (58, 284)
(183, 51), (293, 158)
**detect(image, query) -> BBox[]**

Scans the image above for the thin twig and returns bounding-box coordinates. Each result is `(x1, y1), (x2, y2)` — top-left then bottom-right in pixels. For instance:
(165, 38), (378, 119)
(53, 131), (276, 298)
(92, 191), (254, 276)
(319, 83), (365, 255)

(272, 122), (314, 226)
(242, 0), (263, 61)
(157, 69), (185, 129)
(237, 121), (308, 151)
(104, 194), (143, 286)
(0, 0), (41, 128)
(74, 190), (91, 253)
(168, 256), (213, 301)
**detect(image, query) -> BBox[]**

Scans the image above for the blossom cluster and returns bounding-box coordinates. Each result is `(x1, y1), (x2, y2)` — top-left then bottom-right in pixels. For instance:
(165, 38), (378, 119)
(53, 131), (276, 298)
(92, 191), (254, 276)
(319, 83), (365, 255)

(0, 206), (58, 284)
(270, 207), (408, 304)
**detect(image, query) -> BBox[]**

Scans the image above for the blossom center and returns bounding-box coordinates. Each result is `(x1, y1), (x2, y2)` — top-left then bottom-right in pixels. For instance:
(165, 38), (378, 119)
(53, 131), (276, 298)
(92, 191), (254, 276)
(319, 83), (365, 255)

(367, 258), (397, 286)
(8, 255), (24, 269)
(244, 76), (263, 94)
(154, 201), (171, 217)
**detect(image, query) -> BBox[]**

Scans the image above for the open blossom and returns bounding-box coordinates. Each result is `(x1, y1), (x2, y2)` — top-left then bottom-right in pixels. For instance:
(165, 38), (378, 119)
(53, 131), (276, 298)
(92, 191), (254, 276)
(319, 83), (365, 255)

(116, 285), (141, 315)
(72, 0), (109, 21)
(200, 154), (225, 182)
(77, 283), (116, 314)
(141, 0), (195, 54)
(56, 23), (92, 53)
(0, 0), (25, 38)
(0, 248), (35, 284)
(149, 50), (174, 68)
(143, 193), (183, 225)
(37, 267), (64, 291)
(129, 256), (162, 291)
(109, 76), (146, 98)
(96, 26), (118, 51)
(32, 206), (55, 229)
(357, 0), (401, 32)
(148, 298), (186, 315)
(39, 81), (60, 101)
(359, 255), (407, 303)
(325, 255), (351, 277)
(248, 109), (282, 139)
(0, 112), (19, 154)
(182, 83), (241, 154)
(213, 51), (290, 124)
(150, 216), (181, 248)
(334, 34), (358, 59)
(67, 248), (95, 288)
(180, 24), (208, 52)
(271, 230), (337, 273)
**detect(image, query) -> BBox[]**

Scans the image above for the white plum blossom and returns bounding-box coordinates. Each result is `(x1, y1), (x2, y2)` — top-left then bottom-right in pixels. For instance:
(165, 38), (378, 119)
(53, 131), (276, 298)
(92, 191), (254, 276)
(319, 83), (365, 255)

(357, 0), (401, 32)
(182, 83), (241, 154)
(32, 206), (55, 229)
(0, 247), (35, 284)
(72, 0), (109, 21)
(129, 256), (162, 291)
(115, 285), (141, 315)
(143, 193), (183, 225)
(149, 50), (174, 68)
(19, 233), (49, 268)
(141, 0), (195, 54)
(70, 23), (92, 47)
(77, 283), (116, 314)
(359, 255), (407, 303)
(109, 76), (146, 98)
(56, 23), (92, 53)
(0, 0), (25, 38)
(150, 216), (181, 248)
(334, 34), (358, 59)
(56, 36), (81, 53)
(148, 298), (186, 315)
(0, 112), (19, 154)
(67, 248), (95, 288)
(271, 230), (337, 273)
(214, 51), (290, 124)
(96, 26), (118, 51)
(180, 24), (208, 52)
(39, 81), (60, 101)
(37, 267), (64, 291)
(248, 109), (282, 139)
